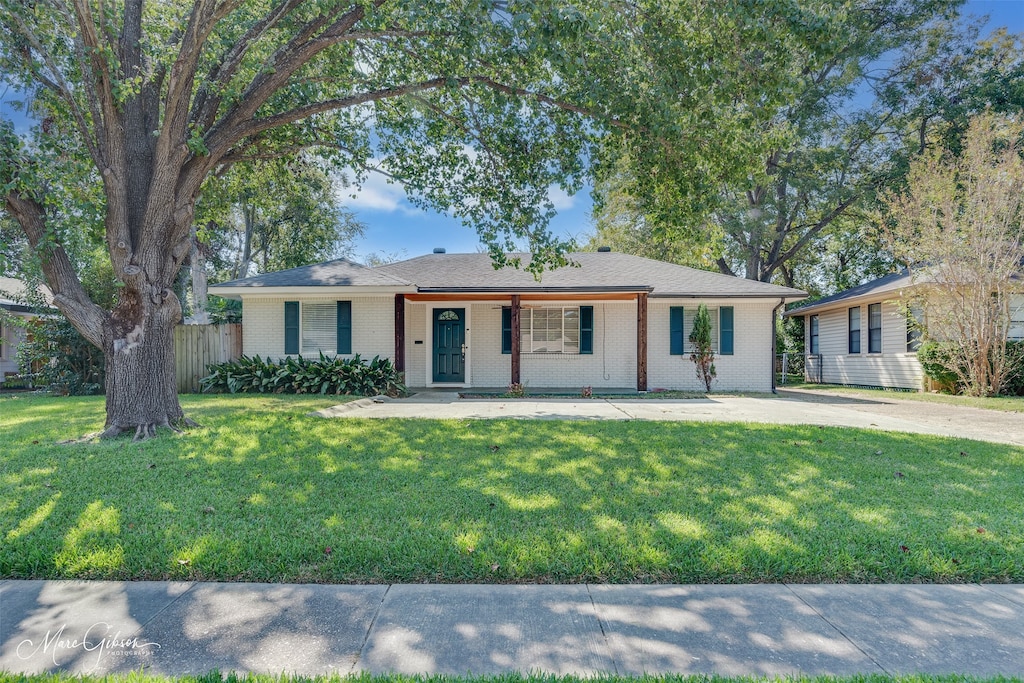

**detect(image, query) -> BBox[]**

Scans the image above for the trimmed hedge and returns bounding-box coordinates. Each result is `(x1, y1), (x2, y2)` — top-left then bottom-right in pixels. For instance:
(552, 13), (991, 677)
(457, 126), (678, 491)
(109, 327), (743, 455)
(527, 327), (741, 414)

(201, 353), (406, 396)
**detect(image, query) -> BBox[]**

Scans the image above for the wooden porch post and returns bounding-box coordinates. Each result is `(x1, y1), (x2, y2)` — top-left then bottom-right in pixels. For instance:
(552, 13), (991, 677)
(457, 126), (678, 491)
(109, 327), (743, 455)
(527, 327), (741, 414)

(637, 292), (648, 391)
(511, 294), (521, 385)
(394, 294), (405, 373)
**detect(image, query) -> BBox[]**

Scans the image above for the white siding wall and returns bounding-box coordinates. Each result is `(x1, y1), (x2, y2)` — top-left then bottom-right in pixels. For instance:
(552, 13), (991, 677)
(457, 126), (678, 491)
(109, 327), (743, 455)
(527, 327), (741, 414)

(648, 299), (775, 393)
(807, 301), (923, 390)
(241, 296), (394, 360)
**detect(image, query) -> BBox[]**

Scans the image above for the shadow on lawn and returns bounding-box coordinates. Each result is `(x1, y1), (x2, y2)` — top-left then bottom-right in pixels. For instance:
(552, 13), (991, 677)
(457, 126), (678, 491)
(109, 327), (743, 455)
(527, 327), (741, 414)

(1, 402), (1023, 588)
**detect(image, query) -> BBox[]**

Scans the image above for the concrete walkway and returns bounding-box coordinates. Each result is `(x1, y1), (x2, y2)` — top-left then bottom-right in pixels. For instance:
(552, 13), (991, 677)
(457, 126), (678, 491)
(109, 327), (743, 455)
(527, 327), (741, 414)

(3, 581), (1024, 677)
(314, 389), (1024, 447)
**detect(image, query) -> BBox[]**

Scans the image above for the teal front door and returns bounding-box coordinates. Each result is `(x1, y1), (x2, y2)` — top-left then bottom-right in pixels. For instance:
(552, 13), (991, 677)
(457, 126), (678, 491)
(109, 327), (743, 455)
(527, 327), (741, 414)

(433, 308), (465, 383)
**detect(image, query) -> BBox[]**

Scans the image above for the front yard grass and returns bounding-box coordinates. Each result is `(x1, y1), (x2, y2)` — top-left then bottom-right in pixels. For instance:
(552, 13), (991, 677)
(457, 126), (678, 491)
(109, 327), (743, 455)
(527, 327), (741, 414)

(782, 384), (1024, 413)
(2, 394), (1023, 584)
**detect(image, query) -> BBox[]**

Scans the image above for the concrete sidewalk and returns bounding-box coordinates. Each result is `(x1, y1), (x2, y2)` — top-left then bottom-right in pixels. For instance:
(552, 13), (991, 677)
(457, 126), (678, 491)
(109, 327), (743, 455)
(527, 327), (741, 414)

(3, 581), (1024, 677)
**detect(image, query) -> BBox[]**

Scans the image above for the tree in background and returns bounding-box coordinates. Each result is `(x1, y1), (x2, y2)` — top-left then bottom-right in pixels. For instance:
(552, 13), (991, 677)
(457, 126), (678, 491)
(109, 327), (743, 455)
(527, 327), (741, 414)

(689, 303), (716, 392)
(0, 0), (850, 437)
(881, 112), (1024, 396)
(187, 157), (364, 321)
(589, 5), (1024, 296)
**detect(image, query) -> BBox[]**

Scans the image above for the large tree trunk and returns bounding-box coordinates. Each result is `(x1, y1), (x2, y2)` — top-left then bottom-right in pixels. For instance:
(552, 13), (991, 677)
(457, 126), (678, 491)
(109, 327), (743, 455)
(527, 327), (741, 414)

(101, 288), (186, 440)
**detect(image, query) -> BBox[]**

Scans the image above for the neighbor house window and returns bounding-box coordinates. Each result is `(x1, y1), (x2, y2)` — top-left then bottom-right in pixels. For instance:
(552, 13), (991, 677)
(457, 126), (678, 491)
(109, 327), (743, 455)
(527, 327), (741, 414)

(809, 315), (819, 354)
(285, 301), (351, 355)
(521, 307), (580, 354)
(1010, 300), (1024, 341)
(848, 307), (861, 354)
(907, 305), (923, 352)
(868, 303), (882, 353)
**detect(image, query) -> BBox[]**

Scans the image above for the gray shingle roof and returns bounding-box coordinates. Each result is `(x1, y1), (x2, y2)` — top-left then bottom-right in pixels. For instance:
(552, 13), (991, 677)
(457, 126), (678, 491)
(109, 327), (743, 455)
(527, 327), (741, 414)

(374, 252), (806, 298)
(212, 258), (414, 288)
(784, 269), (912, 317)
(211, 252), (806, 299)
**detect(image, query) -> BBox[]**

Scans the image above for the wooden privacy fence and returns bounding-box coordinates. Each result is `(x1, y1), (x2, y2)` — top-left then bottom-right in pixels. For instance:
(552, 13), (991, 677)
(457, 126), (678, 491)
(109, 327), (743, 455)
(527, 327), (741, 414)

(174, 323), (242, 393)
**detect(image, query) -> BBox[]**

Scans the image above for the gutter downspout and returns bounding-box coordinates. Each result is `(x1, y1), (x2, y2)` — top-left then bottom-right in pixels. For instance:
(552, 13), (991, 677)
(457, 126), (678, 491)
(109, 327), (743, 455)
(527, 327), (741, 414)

(771, 297), (786, 395)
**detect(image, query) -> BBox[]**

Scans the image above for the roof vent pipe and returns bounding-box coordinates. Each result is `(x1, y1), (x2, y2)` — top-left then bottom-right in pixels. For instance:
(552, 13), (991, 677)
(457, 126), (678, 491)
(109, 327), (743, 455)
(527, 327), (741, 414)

(433, 248), (446, 254)
(597, 246), (611, 253)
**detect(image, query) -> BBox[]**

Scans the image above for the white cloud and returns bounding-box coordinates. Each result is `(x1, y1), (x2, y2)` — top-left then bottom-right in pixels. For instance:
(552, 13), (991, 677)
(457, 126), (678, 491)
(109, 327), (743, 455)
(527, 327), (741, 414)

(547, 185), (576, 212)
(336, 166), (420, 216)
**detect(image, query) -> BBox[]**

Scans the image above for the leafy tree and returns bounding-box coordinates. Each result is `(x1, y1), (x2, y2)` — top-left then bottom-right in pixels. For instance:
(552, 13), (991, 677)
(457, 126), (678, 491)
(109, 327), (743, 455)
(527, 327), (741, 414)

(0, 0), (851, 437)
(881, 112), (1024, 397)
(591, 2), (969, 287)
(186, 156), (364, 321)
(689, 303), (716, 392)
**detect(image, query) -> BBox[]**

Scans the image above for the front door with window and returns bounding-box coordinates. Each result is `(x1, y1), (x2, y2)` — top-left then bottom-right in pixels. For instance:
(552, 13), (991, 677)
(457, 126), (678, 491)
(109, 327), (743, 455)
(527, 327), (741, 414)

(432, 308), (465, 383)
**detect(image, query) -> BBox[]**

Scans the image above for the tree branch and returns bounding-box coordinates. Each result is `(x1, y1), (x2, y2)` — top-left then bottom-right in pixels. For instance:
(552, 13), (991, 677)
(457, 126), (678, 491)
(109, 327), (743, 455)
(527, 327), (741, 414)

(5, 190), (107, 347)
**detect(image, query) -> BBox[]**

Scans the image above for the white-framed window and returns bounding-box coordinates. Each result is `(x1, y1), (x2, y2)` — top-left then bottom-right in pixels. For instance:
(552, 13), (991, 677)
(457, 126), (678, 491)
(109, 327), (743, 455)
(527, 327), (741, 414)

(301, 302), (337, 354)
(521, 307), (580, 354)
(0, 321), (5, 360)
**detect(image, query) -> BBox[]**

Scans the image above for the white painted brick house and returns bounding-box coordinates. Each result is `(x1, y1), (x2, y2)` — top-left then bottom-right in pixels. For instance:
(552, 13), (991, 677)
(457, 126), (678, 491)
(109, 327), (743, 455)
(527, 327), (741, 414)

(209, 250), (807, 392)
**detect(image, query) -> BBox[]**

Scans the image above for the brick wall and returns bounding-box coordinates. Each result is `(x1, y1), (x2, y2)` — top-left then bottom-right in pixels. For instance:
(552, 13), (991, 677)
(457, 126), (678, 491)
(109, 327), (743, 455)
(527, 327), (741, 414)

(241, 296), (394, 360)
(647, 299), (776, 392)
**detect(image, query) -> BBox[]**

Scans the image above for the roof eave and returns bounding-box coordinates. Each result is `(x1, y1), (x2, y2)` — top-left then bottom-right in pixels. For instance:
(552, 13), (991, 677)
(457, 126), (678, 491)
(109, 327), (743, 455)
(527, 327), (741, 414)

(207, 284), (417, 299)
(784, 285), (915, 317)
(414, 285), (654, 294)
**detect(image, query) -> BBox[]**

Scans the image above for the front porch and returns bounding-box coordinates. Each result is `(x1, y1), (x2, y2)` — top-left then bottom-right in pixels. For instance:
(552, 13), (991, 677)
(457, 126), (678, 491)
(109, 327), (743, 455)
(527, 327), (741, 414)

(392, 291), (652, 391)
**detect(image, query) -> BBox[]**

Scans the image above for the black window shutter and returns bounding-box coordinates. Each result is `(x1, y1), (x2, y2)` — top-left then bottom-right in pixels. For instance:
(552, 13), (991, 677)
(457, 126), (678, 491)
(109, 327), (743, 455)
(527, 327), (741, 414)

(719, 306), (734, 355)
(501, 307), (512, 354)
(337, 301), (352, 354)
(580, 306), (594, 354)
(284, 301), (299, 355)
(670, 306), (684, 355)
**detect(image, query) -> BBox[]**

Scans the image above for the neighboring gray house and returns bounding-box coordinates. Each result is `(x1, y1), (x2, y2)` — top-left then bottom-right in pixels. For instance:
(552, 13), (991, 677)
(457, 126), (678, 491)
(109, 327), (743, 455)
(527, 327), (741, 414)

(209, 250), (807, 392)
(0, 277), (52, 378)
(785, 270), (1024, 390)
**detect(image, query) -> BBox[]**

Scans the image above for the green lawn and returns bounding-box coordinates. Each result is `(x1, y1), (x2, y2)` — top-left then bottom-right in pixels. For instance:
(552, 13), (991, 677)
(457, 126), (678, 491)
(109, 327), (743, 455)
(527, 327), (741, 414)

(2, 394), (1023, 583)
(0, 674), (1020, 683)
(782, 384), (1024, 413)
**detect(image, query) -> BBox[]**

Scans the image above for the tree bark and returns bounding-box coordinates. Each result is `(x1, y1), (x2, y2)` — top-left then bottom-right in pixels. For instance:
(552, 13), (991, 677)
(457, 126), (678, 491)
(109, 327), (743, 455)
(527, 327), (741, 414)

(100, 288), (186, 439)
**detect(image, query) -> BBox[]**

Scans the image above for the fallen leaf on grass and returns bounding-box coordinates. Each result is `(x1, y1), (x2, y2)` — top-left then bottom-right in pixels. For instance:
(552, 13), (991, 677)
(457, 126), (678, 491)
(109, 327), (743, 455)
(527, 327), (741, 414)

(177, 559), (191, 566)
(490, 563), (500, 572)
(899, 545), (910, 553)
(977, 527), (986, 534)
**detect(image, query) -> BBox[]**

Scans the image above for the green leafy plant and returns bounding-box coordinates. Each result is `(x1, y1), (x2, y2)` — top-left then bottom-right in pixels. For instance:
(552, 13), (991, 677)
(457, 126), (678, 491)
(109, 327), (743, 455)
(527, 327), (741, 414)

(689, 303), (716, 392)
(200, 353), (406, 397)
(917, 341), (961, 392)
(15, 317), (104, 395)
(505, 382), (527, 398)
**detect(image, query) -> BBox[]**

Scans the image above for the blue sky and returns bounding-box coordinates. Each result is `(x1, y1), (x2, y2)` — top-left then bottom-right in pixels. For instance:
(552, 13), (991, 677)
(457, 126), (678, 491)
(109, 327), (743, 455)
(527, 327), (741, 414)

(2, 1), (1022, 263)
(349, 0), (1024, 262)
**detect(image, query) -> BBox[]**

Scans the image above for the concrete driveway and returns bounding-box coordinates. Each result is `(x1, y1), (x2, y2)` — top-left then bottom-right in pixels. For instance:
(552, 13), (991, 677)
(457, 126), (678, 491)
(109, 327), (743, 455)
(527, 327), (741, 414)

(315, 387), (1024, 447)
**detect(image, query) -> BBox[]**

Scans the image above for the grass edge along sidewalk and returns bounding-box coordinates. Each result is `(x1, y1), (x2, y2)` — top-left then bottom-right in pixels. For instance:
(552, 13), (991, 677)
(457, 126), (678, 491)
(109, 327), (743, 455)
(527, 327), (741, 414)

(2, 393), (1024, 584)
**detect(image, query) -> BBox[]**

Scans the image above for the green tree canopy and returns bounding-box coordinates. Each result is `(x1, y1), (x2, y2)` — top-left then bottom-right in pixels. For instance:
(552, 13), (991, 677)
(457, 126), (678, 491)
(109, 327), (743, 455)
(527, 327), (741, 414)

(0, 0), (860, 436)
